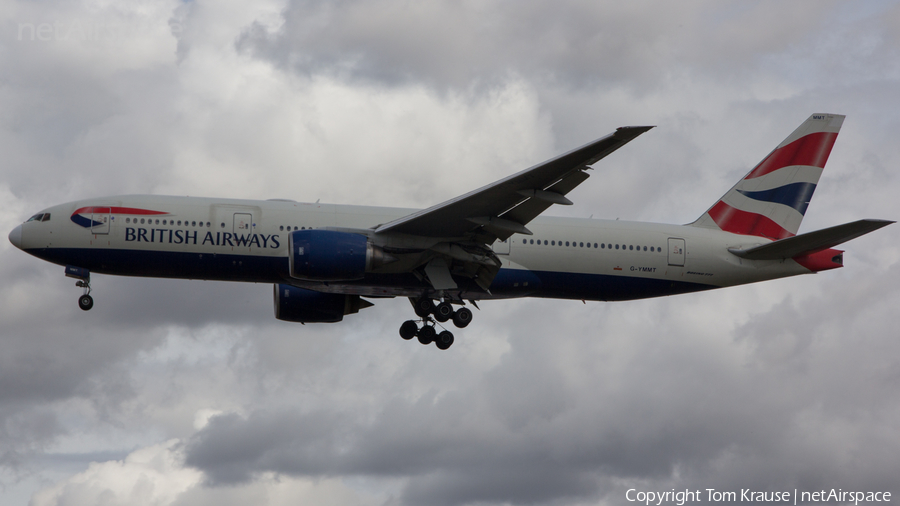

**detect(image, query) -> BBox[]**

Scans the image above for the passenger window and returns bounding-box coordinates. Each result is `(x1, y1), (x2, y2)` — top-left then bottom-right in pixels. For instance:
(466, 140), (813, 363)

(580, 242), (584, 247)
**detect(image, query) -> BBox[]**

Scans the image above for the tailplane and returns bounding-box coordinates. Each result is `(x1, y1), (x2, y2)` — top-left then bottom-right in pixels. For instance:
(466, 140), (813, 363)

(690, 113), (845, 239)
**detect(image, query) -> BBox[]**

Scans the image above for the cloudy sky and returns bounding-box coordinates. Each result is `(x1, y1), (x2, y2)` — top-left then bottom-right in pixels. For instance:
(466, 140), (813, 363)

(2, 1), (899, 504)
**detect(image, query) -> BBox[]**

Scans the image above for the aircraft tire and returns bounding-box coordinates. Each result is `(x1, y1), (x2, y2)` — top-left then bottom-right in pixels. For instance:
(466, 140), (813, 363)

(434, 302), (453, 322)
(417, 325), (436, 345)
(78, 295), (94, 311)
(413, 298), (434, 318)
(452, 307), (472, 328)
(435, 331), (454, 350)
(399, 320), (418, 340)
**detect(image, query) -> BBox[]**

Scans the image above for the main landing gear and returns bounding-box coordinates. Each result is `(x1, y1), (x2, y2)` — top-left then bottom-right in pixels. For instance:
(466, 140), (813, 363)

(65, 265), (93, 311)
(399, 298), (473, 350)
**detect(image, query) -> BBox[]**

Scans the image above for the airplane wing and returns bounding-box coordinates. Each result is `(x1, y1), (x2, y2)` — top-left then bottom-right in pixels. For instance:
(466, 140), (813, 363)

(374, 126), (654, 242)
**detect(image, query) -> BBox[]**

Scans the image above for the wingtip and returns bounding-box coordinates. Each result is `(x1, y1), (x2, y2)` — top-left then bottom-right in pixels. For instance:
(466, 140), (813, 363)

(615, 125), (655, 137)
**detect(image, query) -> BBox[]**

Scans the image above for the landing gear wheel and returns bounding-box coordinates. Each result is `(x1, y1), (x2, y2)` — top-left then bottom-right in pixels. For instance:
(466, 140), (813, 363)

(435, 330), (454, 350)
(414, 298), (434, 318)
(417, 325), (436, 345)
(434, 301), (453, 322)
(399, 320), (418, 340)
(78, 294), (94, 311)
(452, 307), (472, 328)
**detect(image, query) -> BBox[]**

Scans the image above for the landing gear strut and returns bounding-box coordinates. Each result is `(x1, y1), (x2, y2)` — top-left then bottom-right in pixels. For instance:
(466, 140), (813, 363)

(397, 297), (474, 350)
(66, 266), (93, 311)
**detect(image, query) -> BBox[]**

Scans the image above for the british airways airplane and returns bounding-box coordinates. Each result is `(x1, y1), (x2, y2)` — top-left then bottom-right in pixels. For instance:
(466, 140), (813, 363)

(8, 113), (892, 350)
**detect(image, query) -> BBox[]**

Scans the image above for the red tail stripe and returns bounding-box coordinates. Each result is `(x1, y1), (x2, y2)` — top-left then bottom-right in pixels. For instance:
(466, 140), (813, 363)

(745, 131), (837, 179)
(73, 206), (168, 215)
(707, 201), (794, 239)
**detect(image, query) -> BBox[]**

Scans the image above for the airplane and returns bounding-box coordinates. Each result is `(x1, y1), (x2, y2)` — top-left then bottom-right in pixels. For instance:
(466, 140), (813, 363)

(7, 113), (893, 350)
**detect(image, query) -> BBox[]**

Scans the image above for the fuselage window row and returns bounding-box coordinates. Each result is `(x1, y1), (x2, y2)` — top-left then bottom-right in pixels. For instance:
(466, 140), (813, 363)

(522, 238), (661, 253)
(118, 217), (320, 231)
(123, 217), (211, 227)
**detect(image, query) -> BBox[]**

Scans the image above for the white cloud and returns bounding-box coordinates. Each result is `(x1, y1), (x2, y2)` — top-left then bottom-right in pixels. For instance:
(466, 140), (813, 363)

(31, 440), (202, 506)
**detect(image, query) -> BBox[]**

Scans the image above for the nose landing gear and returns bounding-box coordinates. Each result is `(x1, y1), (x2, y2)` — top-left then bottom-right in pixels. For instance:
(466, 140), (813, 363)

(65, 265), (93, 311)
(398, 297), (474, 350)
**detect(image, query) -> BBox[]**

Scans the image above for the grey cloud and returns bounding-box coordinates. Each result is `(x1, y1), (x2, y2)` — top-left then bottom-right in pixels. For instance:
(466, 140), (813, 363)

(235, 0), (679, 90)
(235, 0), (841, 95)
(181, 286), (900, 504)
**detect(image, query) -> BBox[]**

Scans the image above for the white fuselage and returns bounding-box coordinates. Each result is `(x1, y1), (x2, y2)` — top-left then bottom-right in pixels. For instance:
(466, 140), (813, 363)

(14, 195), (814, 302)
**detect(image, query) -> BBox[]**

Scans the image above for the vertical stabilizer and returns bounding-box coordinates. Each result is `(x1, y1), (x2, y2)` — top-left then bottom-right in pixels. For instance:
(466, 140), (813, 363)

(690, 113), (844, 239)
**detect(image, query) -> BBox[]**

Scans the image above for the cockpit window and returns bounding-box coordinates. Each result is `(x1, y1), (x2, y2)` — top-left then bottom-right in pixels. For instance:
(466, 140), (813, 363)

(27, 213), (44, 222)
(41, 213), (51, 222)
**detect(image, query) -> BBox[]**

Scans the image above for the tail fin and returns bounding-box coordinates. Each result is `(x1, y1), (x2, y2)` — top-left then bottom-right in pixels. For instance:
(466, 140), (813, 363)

(690, 113), (845, 239)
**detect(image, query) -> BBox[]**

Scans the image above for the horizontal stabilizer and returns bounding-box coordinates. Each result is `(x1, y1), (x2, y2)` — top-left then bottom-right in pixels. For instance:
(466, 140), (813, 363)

(728, 219), (894, 260)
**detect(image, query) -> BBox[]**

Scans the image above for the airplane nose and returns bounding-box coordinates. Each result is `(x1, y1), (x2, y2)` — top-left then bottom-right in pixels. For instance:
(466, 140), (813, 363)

(8, 224), (23, 249)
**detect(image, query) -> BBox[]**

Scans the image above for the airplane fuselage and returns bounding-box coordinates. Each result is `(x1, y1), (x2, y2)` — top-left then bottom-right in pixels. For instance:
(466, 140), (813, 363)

(15, 194), (819, 302)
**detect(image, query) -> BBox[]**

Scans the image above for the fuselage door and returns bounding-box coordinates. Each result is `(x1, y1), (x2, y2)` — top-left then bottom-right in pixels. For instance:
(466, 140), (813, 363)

(91, 207), (110, 235)
(233, 213), (253, 237)
(667, 237), (685, 266)
(492, 238), (510, 255)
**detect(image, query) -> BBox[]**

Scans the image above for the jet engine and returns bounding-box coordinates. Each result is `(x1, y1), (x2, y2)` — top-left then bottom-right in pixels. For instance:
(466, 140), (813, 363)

(288, 230), (394, 281)
(274, 284), (372, 323)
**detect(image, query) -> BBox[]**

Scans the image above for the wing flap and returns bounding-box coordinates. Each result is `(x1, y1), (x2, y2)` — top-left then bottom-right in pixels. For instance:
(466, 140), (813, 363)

(501, 170), (590, 234)
(728, 219), (894, 260)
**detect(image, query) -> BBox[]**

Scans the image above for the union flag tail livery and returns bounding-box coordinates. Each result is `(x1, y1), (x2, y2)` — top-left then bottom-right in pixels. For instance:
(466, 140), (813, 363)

(691, 113), (843, 240)
(8, 113), (892, 350)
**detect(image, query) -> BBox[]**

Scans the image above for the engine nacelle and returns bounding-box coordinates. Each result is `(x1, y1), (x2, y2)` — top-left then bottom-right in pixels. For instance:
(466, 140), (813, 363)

(274, 284), (371, 323)
(289, 230), (394, 281)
